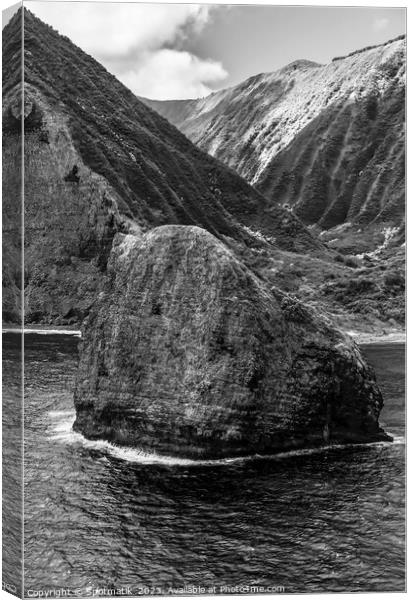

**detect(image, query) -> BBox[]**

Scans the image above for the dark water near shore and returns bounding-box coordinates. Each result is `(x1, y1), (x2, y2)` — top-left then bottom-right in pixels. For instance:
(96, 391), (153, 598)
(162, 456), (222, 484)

(2, 333), (406, 595)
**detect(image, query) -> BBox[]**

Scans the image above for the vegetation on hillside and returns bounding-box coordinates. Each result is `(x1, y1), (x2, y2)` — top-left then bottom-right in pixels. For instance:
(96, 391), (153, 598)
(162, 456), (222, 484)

(16, 8), (317, 253)
(2, 10), (404, 330)
(258, 72), (405, 231)
(146, 35), (405, 239)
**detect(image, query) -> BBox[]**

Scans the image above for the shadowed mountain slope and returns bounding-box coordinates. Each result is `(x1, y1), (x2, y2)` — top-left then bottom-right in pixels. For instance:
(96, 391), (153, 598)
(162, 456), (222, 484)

(19, 8), (319, 249)
(2, 9), (321, 325)
(145, 36), (405, 241)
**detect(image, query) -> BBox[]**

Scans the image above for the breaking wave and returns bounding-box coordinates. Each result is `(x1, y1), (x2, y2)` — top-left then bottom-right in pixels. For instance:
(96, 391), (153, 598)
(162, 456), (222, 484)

(48, 410), (403, 468)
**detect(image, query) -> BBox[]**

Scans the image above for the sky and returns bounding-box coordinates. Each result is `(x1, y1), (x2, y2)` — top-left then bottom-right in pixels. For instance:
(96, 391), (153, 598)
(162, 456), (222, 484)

(2, 1), (407, 100)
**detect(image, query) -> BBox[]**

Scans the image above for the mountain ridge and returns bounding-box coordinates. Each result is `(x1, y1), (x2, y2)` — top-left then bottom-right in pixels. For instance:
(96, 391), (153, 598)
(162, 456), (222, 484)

(2, 9), (405, 332)
(2, 8), (322, 325)
(20, 8), (321, 250)
(143, 34), (405, 246)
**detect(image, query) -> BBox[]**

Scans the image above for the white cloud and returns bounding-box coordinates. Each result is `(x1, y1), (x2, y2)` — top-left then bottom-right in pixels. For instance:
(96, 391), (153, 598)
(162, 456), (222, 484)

(31, 3), (209, 56)
(121, 49), (228, 100)
(373, 17), (389, 32)
(30, 2), (228, 99)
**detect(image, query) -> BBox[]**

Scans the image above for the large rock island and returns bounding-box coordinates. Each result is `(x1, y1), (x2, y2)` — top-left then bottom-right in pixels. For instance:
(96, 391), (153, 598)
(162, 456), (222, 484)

(74, 225), (390, 459)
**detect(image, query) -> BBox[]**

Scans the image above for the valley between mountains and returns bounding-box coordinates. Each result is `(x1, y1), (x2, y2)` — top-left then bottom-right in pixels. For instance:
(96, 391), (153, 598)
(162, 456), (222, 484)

(2, 9), (405, 338)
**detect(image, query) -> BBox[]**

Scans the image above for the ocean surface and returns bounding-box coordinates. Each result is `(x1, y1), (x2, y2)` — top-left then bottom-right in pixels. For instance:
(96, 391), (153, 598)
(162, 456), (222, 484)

(2, 333), (406, 595)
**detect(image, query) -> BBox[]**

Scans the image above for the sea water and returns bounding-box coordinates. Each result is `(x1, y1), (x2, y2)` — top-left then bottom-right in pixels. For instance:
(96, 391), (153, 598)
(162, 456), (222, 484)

(2, 333), (405, 594)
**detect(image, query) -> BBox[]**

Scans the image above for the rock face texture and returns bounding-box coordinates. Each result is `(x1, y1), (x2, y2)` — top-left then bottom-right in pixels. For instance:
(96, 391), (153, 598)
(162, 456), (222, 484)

(145, 37), (406, 330)
(2, 14), (22, 324)
(145, 36), (405, 242)
(2, 9), (320, 325)
(74, 225), (389, 459)
(3, 83), (126, 324)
